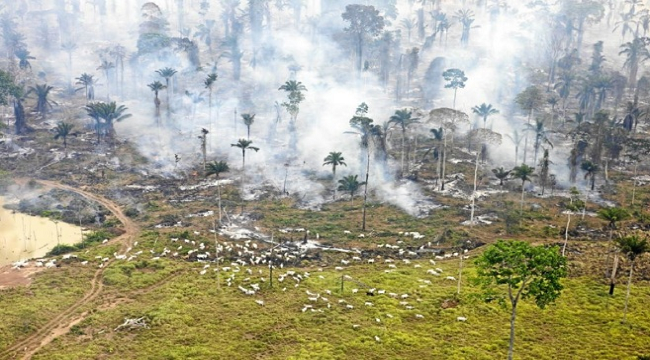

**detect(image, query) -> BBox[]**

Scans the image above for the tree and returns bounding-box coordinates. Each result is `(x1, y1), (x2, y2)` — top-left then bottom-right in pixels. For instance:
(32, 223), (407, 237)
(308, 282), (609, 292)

(15, 48), (35, 70)
(388, 108), (418, 177)
(538, 148), (553, 195)
(231, 138), (259, 169)
(75, 73), (96, 102)
(619, 37), (649, 90)
(26, 84), (56, 115)
(199, 128), (209, 170)
(341, 5), (385, 74)
(526, 118), (554, 165)
(241, 113), (255, 139)
(278, 80), (307, 124)
(204, 73), (217, 133)
(492, 167), (510, 187)
(0, 70), (19, 107)
(429, 108), (470, 190)
(442, 68), (467, 109)
(97, 60), (115, 100)
(469, 129), (502, 226)
(53, 122), (75, 151)
(505, 130), (523, 165)
(616, 233), (649, 323)
(475, 240), (567, 360)
(562, 187), (585, 256)
(86, 101), (132, 142)
(454, 9), (475, 46)
(147, 80), (166, 124)
(323, 151), (347, 179)
(581, 160), (599, 190)
(337, 175), (366, 200)
(205, 160), (230, 178)
(156, 67), (177, 117)
(472, 103), (499, 129)
(516, 86), (545, 164)
(512, 164), (534, 212)
(598, 207), (631, 295)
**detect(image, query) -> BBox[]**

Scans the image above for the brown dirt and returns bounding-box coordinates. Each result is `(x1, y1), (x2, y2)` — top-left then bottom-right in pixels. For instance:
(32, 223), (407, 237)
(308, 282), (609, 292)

(0, 179), (139, 360)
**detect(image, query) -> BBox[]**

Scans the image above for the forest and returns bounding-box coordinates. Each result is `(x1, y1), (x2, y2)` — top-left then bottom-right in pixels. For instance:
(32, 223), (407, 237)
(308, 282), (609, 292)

(0, 0), (650, 359)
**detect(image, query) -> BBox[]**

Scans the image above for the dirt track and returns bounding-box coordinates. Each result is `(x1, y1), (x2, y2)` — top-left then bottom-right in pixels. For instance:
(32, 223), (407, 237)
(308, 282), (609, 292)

(0, 179), (139, 360)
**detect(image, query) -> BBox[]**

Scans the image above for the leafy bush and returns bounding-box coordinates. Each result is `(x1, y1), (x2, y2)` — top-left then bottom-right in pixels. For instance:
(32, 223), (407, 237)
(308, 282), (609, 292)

(47, 244), (77, 256)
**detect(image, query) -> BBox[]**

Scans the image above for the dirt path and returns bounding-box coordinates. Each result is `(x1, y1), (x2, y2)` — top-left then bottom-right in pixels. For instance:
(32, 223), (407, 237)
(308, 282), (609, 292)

(0, 180), (139, 360)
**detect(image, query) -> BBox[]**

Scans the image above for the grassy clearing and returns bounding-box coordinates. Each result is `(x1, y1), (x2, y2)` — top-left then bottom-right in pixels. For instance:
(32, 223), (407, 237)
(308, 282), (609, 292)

(19, 256), (650, 360)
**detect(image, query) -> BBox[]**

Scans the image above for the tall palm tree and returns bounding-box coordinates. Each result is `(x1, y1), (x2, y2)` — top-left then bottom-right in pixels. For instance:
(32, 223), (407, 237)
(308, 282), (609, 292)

(581, 160), (599, 190)
(231, 138), (259, 168)
(95, 101), (131, 140)
(147, 80), (166, 123)
(205, 160), (230, 178)
(389, 108), (418, 177)
(337, 175), (366, 200)
(84, 102), (103, 142)
(492, 167), (510, 187)
(619, 37), (650, 89)
(14, 48), (35, 69)
(75, 73), (96, 102)
(278, 80), (307, 124)
(204, 73), (218, 133)
(616, 233), (649, 322)
(156, 67), (177, 116)
(97, 60), (115, 100)
(598, 206), (631, 295)
(512, 164), (534, 212)
(61, 41), (77, 89)
(505, 130), (523, 165)
(516, 86), (545, 164)
(323, 151), (347, 178)
(53, 121), (75, 150)
(453, 9), (475, 46)
(471, 103), (499, 129)
(26, 84), (56, 115)
(422, 127), (444, 182)
(526, 118), (554, 165)
(241, 113), (255, 139)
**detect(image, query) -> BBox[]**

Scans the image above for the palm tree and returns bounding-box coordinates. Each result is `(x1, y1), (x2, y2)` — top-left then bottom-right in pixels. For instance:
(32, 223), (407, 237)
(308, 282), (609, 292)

(389, 109), (418, 177)
(505, 130), (523, 165)
(97, 60), (115, 100)
(147, 80), (166, 123)
(471, 103), (499, 129)
(94, 101), (132, 140)
(581, 160), (599, 190)
(26, 84), (56, 115)
(241, 113), (255, 139)
(337, 175), (366, 200)
(84, 102), (103, 142)
(492, 167), (510, 187)
(598, 206), (631, 295)
(323, 151), (347, 179)
(422, 127), (444, 183)
(61, 41), (77, 88)
(156, 67), (177, 116)
(619, 37), (650, 89)
(616, 233), (649, 322)
(278, 80), (307, 124)
(204, 73), (218, 133)
(53, 121), (75, 150)
(231, 138), (259, 168)
(205, 160), (230, 178)
(454, 9), (475, 46)
(75, 73), (96, 102)
(516, 86), (545, 164)
(14, 48), (35, 69)
(526, 118), (554, 165)
(512, 164), (534, 212)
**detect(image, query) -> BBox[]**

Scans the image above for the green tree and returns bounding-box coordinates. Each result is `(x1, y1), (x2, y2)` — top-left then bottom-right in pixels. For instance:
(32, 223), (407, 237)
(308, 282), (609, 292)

(526, 118), (554, 165)
(53, 121), (75, 150)
(516, 86), (545, 164)
(341, 4), (385, 74)
(442, 68), (467, 109)
(512, 164), (535, 212)
(337, 174), (366, 200)
(0, 70), (19, 106)
(598, 207), (631, 295)
(490, 167), (509, 188)
(205, 160), (230, 178)
(323, 151), (347, 179)
(231, 138), (259, 168)
(26, 84), (56, 115)
(388, 108), (418, 177)
(241, 113), (255, 139)
(474, 240), (567, 360)
(616, 233), (649, 322)
(85, 101), (131, 142)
